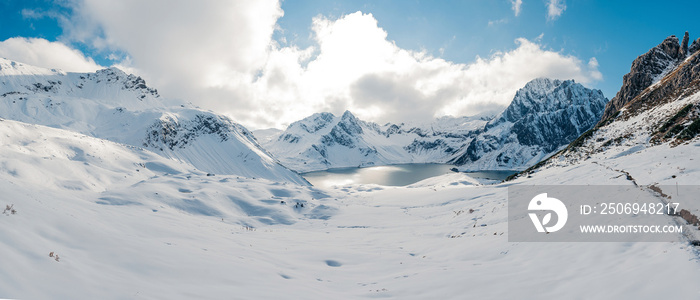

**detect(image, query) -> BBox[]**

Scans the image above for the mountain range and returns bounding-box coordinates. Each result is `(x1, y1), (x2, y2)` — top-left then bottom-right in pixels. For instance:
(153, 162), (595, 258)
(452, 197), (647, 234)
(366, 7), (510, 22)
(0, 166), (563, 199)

(261, 78), (608, 172)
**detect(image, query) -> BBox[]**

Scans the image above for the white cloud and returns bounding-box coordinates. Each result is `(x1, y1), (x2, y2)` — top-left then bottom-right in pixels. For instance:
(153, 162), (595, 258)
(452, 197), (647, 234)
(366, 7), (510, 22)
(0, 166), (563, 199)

(546, 0), (566, 20)
(248, 12), (601, 127)
(488, 18), (509, 27)
(511, 0), (523, 16)
(588, 57), (603, 81)
(51, 2), (598, 129)
(68, 0), (283, 99)
(0, 37), (101, 72)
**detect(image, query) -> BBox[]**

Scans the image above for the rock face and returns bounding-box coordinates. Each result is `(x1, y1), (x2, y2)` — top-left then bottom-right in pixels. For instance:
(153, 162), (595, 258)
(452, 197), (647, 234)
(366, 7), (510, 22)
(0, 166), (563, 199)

(690, 38), (700, 55)
(601, 34), (691, 121)
(449, 78), (608, 170)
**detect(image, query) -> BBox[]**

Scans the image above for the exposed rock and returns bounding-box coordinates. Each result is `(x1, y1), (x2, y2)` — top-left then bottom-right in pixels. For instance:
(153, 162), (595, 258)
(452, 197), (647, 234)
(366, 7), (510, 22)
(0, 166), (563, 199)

(681, 31), (690, 57)
(144, 114), (233, 150)
(689, 38), (700, 55)
(600, 35), (686, 121)
(680, 209), (699, 226)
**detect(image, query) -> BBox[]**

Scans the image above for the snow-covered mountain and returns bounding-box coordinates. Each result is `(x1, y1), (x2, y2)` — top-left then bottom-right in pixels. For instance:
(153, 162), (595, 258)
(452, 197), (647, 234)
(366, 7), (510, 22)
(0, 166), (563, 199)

(260, 110), (489, 172)
(0, 58), (307, 185)
(514, 32), (700, 179)
(264, 78), (606, 172)
(450, 78), (608, 170)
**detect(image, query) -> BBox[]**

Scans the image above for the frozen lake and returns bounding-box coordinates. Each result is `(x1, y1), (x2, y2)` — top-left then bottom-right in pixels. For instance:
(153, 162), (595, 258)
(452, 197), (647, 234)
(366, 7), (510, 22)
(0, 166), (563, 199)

(302, 164), (516, 188)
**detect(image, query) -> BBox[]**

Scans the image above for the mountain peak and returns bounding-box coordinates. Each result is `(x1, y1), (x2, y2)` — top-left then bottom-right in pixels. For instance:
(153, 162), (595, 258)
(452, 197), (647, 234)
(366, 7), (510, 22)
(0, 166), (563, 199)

(336, 110), (362, 135)
(681, 31), (690, 57)
(286, 112), (336, 134)
(656, 35), (683, 60)
(450, 77), (607, 168)
(500, 77), (602, 124)
(340, 110), (357, 120)
(522, 77), (563, 89)
(600, 32), (691, 121)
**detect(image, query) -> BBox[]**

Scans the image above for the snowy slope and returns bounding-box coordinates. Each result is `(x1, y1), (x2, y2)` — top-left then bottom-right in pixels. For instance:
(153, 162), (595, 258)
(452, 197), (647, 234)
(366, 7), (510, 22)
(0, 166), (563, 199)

(262, 110), (488, 172)
(1, 117), (698, 299)
(0, 58), (307, 185)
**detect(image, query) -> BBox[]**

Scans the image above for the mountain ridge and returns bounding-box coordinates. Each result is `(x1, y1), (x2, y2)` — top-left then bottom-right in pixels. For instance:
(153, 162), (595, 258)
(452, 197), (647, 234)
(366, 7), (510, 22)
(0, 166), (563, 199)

(0, 58), (308, 185)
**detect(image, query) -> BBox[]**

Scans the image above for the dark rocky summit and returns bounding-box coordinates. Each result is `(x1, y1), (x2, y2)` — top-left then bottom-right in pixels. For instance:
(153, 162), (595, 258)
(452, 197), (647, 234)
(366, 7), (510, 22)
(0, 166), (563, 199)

(601, 32), (694, 122)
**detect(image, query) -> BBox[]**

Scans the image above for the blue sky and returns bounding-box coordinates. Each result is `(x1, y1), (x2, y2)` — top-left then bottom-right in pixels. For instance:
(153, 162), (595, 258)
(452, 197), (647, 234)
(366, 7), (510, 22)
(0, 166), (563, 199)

(275, 0), (700, 99)
(1, 0), (700, 128)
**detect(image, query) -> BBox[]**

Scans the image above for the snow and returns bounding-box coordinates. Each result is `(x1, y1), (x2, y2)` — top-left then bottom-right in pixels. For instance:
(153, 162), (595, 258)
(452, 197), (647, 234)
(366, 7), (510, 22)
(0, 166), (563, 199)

(0, 116), (699, 299)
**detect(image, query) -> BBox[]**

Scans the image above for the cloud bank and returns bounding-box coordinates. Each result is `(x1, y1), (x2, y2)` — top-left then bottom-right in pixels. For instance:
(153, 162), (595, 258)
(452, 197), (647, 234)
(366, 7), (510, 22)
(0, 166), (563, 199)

(0, 37), (100, 72)
(5, 1), (597, 129)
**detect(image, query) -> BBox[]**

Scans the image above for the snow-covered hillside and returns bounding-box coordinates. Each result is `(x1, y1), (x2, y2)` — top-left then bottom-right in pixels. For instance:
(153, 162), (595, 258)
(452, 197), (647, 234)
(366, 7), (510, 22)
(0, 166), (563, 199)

(0, 58), (307, 185)
(261, 110), (489, 172)
(1, 115), (698, 299)
(264, 78), (606, 173)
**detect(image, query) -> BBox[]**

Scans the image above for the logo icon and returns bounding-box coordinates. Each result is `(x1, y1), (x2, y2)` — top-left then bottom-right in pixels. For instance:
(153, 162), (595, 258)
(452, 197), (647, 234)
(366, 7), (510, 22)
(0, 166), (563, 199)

(528, 193), (568, 233)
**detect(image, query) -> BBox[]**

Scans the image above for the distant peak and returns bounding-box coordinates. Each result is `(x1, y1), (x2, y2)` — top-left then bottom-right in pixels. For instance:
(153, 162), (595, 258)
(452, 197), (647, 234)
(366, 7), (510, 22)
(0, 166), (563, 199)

(520, 77), (575, 93)
(341, 110), (356, 119)
(95, 66), (128, 77)
(0, 58), (64, 76)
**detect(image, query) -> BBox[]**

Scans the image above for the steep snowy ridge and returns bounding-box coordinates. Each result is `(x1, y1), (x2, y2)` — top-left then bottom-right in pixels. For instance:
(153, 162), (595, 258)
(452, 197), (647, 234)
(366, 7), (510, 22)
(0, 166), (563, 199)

(263, 110), (489, 172)
(450, 78), (607, 171)
(0, 58), (307, 184)
(1, 58), (161, 110)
